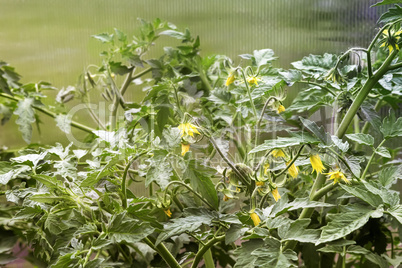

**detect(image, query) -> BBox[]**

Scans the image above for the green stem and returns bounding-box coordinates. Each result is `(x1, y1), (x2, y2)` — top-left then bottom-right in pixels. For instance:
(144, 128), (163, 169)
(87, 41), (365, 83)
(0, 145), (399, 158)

(143, 237), (181, 268)
(164, 181), (215, 210)
(191, 235), (225, 268)
(355, 100), (382, 151)
(0, 93), (95, 134)
(360, 139), (386, 180)
(121, 152), (147, 209)
(239, 69), (258, 118)
(273, 145), (304, 179)
(203, 249), (215, 268)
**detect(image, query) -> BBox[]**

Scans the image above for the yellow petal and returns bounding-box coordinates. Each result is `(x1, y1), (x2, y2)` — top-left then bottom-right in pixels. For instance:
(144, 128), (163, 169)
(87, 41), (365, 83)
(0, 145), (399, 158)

(256, 181), (264, 187)
(310, 154), (325, 174)
(164, 208), (172, 218)
(287, 161), (299, 179)
(277, 105), (286, 114)
(250, 212), (261, 227)
(225, 73), (235, 86)
(272, 188), (281, 202)
(181, 143), (190, 156)
(271, 149), (285, 158)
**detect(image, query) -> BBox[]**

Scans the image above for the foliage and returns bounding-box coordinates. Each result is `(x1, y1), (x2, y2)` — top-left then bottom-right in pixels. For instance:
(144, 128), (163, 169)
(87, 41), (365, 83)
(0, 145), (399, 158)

(1, 5), (402, 267)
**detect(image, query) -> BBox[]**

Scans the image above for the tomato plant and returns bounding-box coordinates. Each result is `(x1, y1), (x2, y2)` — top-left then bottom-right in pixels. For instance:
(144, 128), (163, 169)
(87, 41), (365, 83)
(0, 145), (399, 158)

(1, 2), (402, 267)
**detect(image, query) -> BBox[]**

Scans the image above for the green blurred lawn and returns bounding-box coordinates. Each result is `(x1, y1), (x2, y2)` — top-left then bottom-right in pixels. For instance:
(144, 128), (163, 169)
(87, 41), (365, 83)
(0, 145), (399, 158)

(0, 0), (382, 148)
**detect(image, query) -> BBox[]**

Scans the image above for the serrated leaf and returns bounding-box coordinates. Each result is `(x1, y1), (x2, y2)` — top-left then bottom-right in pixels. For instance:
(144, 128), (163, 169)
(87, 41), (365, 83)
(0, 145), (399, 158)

(32, 174), (60, 189)
(379, 165), (401, 187)
(317, 205), (383, 245)
(345, 133), (374, 147)
(155, 208), (216, 245)
(225, 224), (248, 245)
(376, 146), (391, 158)
(252, 238), (298, 267)
(344, 155), (361, 178)
(108, 213), (154, 244)
(184, 160), (218, 209)
(361, 104), (382, 133)
(0, 171), (13, 185)
(159, 30), (188, 40)
(233, 240), (264, 268)
(381, 111), (402, 139)
(378, 4), (402, 24)
(13, 98), (35, 143)
(253, 49), (276, 67)
(347, 245), (389, 268)
(279, 69), (302, 85)
(387, 205), (402, 224)
(300, 117), (330, 144)
(278, 219), (321, 243)
(92, 33), (114, 43)
(340, 184), (383, 207)
(372, 0), (402, 7)
(250, 136), (319, 154)
(292, 53), (337, 75)
(264, 197), (334, 217)
(145, 151), (173, 190)
(331, 136), (350, 152)
(55, 114), (72, 134)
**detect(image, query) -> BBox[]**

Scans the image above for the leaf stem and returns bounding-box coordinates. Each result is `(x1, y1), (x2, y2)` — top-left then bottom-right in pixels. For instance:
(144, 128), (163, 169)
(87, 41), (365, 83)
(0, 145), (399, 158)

(190, 235), (225, 268)
(143, 237), (181, 268)
(0, 93), (95, 134)
(297, 81), (336, 96)
(164, 181), (215, 210)
(360, 139), (386, 180)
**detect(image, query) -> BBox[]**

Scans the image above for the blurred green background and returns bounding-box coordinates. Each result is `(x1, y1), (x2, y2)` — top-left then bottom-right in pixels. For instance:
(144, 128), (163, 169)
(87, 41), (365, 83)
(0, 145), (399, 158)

(0, 0), (386, 148)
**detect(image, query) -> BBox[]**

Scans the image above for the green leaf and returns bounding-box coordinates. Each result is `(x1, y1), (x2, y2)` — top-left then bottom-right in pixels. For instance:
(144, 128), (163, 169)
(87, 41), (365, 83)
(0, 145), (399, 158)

(184, 160), (219, 209)
(159, 30), (189, 40)
(55, 114), (72, 134)
(250, 135), (319, 154)
(0, 171), (13, 185)
(145, 150), (173, 189)
(292, 53), (337, 75)
(345, 133), (374, 147)
(252, 238), (298, 267)
(233, 240), (264, 268)
(264, 197), (334, 217)
(340, 184), (383, 207)
(379, 165), (401, 187)
(378, 4), (402, 24)
(372, 0), (402, 7)
(92, 33), (114, 43)
(13, 98), (35, 143)
(109, 61), (130, 75)
(0, 233), (18, 254)
(381, 111), (402, 139)
(50, 253), (77, 268)
(107, 213), (154, 244)
(331, 136), (350, 152)
(347, 245), (389, 268)
(387, 205), (402, 224)
(375, 146), (391, 158)
(155, 208), (216, 245)
(286, 86), (332, 114)
(225, 224), (248, 245)
(361, 104), (382, 133)
(317, 205), (383, 245)
(344, 155), (361, 178)
(279, 69), (302, 85)
(32, 174), (60, 189)
(278, 219), (321, 243)
(253, 49), (277, 67)
(300, 117), (330, 144)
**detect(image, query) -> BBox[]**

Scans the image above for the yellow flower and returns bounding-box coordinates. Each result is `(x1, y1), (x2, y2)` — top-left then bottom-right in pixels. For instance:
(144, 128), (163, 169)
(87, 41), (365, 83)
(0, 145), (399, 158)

(380, 28), (402, 54)
(164, 208), (172, 218)
(310, 154), (325, 174)
(263, 163), (270, 175)
(250, 212), (261, 226)
(178, 122), (200, 137)
(225, 72), (235, 86)
(326, 170), (350, 184)
(246, 75), (261, 86)
(277, 105), (286, 114)
(256, 181), (264, 187)
(272, 188), (281, 202)
(287, 161), (299, 178)
(181, 143), (190, 156)
(271, 149), (285, 158)
(223, 195), (230, 201)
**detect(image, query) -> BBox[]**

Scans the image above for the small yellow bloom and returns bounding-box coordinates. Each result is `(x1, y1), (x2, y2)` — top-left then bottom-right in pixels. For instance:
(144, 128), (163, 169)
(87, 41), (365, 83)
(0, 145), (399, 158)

(181, 143), (190, 156)
(250, 212), (261, 226)
(325, 170), (350, 184)
(246, 76), (261, 86)
(272, 188), (281, 202)
(223, 195), (230, 201)
(271, 149), (285, 158)
(178, 122), (200, 137)
(225, 72), (235, 86)
(380, 28), (402, 54)
(277, 105), (286, 114)
(256, 181), (265, 187)
(310, 154), (325, 174)
(164, 208), (172, 218)
(287, 161), (299, 179)
(263, 163), (270, 175)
